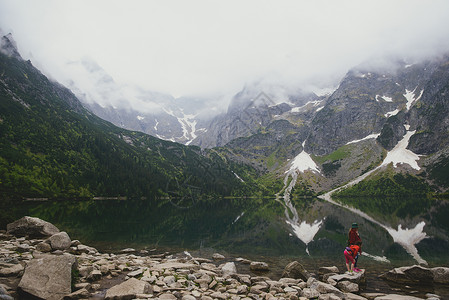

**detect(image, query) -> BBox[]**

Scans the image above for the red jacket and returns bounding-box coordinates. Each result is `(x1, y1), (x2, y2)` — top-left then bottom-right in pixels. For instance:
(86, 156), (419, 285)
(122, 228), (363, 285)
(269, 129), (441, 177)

(348, 229), (362, 245)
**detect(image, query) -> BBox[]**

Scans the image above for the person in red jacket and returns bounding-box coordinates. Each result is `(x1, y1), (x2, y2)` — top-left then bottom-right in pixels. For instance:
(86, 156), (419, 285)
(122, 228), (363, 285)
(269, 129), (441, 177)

(344, 242), (361, 273)
(347, 222), (362, 271)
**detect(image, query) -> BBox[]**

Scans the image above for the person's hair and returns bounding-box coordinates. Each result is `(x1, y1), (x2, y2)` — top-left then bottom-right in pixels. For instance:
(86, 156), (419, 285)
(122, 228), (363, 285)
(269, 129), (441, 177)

(348, 228), (357, 235)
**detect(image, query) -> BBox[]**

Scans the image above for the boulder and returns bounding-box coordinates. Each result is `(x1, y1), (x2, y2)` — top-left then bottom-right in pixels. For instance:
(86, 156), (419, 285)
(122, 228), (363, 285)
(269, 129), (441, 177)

(337, 280), (359, 293)
(36, 241), (52, 252)
(105, 278), (152, 300)
(18, 254), (76, 300)
(379, 265), (434, 285)
(221, 262), (237, 277)
(49, 231), (72, 250)
(0, 284), (14, 300)
(431, 267), (449, 284)
(301, 288), (320, 299)
(212, 253), (225, 261)
(319, 266), (339, 275)
(309, 280), (344, 298)
(0, 263), (24, 277)
(327, 269), (365, 284)
(6, 216), (59, 238)
(250, 261), (269, 272)
(281, 261), (310, 281)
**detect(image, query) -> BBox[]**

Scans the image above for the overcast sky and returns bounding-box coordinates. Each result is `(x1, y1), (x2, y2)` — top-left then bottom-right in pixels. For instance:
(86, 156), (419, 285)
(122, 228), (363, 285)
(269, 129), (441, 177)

(1, 0), (449, 100)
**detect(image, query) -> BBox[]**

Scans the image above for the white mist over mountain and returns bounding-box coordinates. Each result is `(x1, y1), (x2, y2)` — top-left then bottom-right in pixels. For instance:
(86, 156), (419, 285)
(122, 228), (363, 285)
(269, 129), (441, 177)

(1, 0), (449, 112)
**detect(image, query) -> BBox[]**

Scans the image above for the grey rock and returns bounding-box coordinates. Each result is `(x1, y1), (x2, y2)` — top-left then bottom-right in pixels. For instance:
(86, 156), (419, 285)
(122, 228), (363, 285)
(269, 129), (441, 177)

(127, 269), (144, 278)
(221, 262), (237, 277)
(379, 265), (434, 285)
(78, 266), (94, 278)
(87, 270), (102, 282)
(36, 241), (52, 252)
(336, 280), (359, 293)
(62, 288), (90, 299)
(0, 285), (13, 300)
(361, 293), (386, 299)
(49, 231), (72, 250)
(327, 269), (365, 284)
(0, 263), (24, 277)
(18, 254), (76, 300)
(302, 287), (320, 299)
(310, 280), (344, 298)
(164, 275), (176, 286)
(318, 293), (342, 300)
(319, 266), (339, 275)
(345, 293), (368, 300)
(159, 293), (177, 300)
(7, 216), (59, 238)
(282, 261), (310, 281)
(212, 253), (225, 261)
(250, 261), (269, 272)
(105, 278), (151, 300)
(235, 257), (251, 264)
(119, 248), (136, 254)
(431, 267), (449, 284)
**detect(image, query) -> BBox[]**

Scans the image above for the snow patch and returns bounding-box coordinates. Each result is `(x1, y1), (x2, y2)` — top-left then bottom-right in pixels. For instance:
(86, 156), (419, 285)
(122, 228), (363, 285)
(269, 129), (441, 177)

(287, 149), (320, 174)
(154, 119), (159, 131)
(137, 115), (145, 121)
(232, 171), (244, 182)
(384, 109), (400, 118)
(163, 108), (175, 117)
(176, 111), (198, 145)
(291, 100), (323, 113)
(376, 95), (393, 102)
(404, 88), (424, 110)
(381, 130), (420, 170)
(346, 133), (380, 145)
(316, 106), (323, 112)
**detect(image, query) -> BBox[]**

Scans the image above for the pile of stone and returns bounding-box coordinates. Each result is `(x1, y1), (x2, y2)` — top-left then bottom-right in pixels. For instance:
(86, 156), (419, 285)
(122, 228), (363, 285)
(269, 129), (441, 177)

(0, 217), (447, 300)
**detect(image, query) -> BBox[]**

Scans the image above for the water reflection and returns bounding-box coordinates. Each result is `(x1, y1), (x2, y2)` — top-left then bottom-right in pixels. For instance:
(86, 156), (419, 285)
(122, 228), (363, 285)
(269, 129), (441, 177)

(9, 196), (448, 267)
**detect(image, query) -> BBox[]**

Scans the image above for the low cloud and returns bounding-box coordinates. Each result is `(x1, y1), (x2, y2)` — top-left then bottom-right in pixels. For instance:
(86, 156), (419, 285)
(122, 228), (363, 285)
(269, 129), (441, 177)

(1, 0), (449, 109)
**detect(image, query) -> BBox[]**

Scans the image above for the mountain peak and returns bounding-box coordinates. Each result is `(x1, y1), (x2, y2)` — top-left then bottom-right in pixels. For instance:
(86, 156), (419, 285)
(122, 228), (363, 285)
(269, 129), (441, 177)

(0, 32), (22, 60)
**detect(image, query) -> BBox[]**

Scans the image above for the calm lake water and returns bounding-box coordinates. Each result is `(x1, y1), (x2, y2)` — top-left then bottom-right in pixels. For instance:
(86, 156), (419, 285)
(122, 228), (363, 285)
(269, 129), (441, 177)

(4, 196), (449, 297)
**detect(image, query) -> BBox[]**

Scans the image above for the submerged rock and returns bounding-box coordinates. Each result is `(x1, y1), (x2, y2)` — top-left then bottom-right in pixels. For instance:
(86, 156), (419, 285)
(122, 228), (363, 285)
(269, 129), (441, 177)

(431, 266), (449, 284)
(380, 265), (434, 285)
(250, 261), (269, 272)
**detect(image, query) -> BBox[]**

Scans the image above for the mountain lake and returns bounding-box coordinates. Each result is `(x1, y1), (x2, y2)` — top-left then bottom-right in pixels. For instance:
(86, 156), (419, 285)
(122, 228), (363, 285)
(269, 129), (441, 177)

(4, 195), (449, 298)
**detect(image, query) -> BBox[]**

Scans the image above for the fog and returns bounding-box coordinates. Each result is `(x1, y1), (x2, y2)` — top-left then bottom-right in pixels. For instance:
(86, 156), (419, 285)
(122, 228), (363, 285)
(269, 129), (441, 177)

(1, 0), (449, 109)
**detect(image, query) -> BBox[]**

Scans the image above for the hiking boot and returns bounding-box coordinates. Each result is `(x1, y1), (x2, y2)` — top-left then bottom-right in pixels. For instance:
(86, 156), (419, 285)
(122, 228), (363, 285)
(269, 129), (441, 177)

(354, 268), (361, 272)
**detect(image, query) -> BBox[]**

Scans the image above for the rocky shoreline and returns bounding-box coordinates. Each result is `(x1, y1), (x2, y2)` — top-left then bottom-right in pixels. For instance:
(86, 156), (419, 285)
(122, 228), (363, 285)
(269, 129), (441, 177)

(0, 217), (448, 300)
